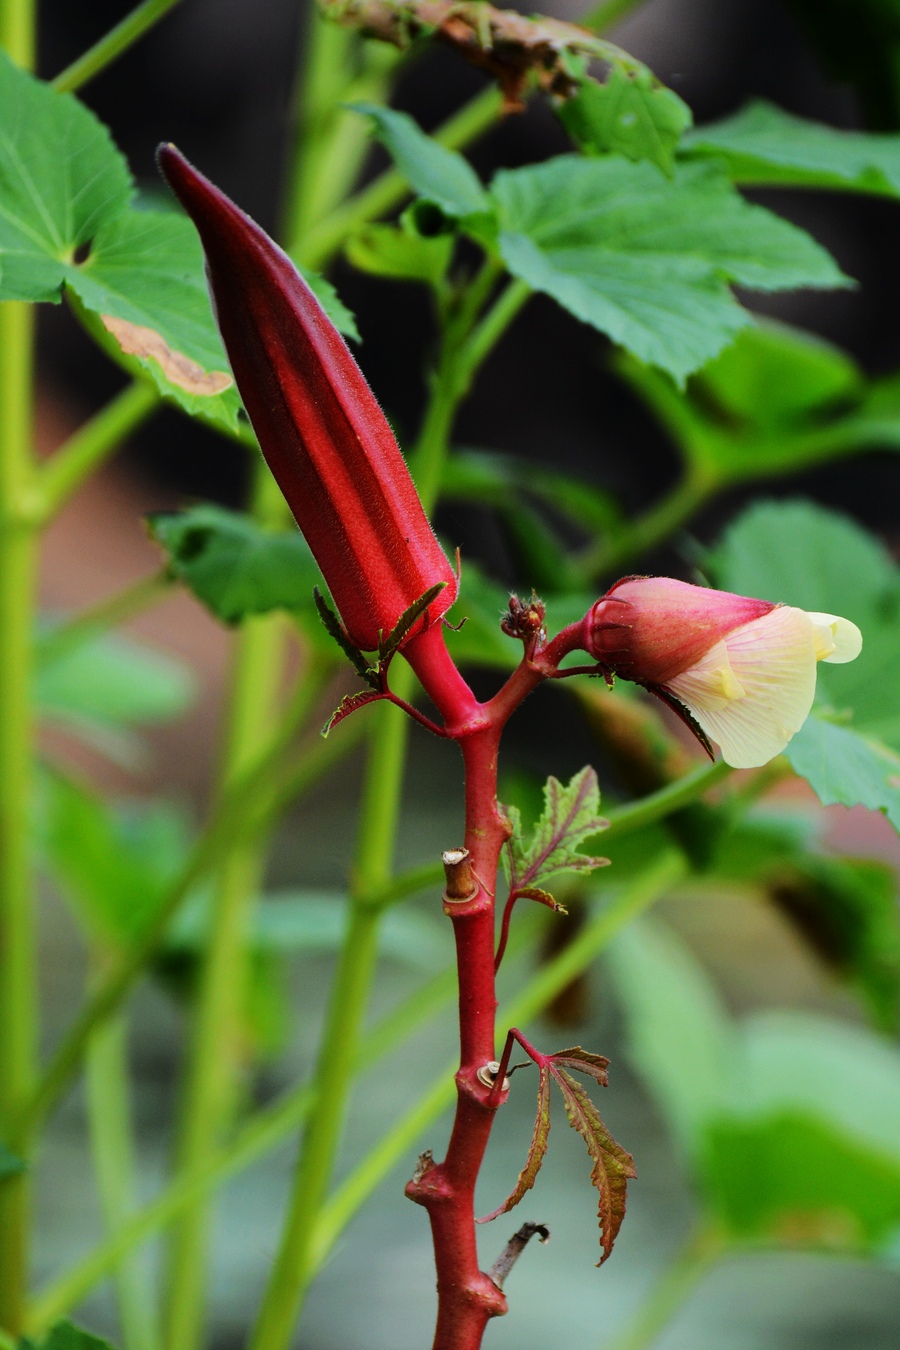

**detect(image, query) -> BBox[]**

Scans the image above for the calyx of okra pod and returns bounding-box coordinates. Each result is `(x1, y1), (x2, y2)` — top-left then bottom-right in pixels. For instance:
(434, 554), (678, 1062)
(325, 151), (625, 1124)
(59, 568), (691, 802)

(581, 575), (862, 770)
(156, 143), (457, 654)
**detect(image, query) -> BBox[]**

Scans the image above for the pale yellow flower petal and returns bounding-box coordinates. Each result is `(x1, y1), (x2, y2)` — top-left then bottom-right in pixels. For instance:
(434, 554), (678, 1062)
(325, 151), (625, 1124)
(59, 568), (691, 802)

(667, 606), (818, 769)
(806, 611), (863, 664)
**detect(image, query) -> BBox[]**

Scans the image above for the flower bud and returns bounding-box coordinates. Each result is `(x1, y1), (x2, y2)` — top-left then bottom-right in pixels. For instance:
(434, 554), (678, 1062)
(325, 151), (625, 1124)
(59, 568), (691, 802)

(583, 576), (862, 768)
(157, 144), (457, 653)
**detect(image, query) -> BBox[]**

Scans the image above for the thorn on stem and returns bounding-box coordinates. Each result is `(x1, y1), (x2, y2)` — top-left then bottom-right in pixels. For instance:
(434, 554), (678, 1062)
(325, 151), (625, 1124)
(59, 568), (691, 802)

(488, 1222), (551, 1290)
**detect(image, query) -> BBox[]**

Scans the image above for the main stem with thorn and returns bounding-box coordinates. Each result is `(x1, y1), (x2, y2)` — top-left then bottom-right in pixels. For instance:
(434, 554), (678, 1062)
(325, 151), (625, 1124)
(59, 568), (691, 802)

(400, 617), (584, 1350)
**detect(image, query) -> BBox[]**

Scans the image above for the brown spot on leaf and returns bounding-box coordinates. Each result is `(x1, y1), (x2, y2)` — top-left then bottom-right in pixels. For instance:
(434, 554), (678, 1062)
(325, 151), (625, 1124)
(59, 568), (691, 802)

(101, 315), (233, 396)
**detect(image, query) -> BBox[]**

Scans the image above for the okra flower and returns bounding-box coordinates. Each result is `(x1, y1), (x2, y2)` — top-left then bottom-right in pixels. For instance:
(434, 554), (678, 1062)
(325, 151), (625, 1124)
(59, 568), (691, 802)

(583, 577), (862, 768)
(157, 145), (457, 653)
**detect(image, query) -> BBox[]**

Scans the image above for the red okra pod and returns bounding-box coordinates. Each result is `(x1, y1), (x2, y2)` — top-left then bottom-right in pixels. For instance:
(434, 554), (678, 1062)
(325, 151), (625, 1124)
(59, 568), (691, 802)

(157, 144), (457, 653)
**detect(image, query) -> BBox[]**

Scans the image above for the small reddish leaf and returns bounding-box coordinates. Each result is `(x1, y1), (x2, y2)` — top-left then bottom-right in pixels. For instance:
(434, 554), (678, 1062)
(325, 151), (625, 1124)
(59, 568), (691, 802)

(323, 689), (387, 735)
(503, 766), (609, 898)
(549, 1065), (635, 1264)
(516, 886), (568, 914)
(548, 1045), (610, 1088)
(478, 1062), (551, 1224)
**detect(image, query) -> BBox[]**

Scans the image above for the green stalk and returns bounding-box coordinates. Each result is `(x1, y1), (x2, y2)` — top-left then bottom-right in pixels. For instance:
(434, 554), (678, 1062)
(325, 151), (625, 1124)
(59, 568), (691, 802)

(296, 84), (502, 270)
(52, 0), (186, 93)
(0, 296), (37, 1334)
(17, 658), (359, 1140)
(248, 691), (413, 1350)
(282, 10), (398, 250)
(600, 1221), (726, 1350)
(0, 0), (37, 1288)
(163, 469), (292, 1350)
(37, 381), (159, 521)
(578, 468), (715, 584)
(603, 759), (732, 843)
(85, 997), (159, 1350)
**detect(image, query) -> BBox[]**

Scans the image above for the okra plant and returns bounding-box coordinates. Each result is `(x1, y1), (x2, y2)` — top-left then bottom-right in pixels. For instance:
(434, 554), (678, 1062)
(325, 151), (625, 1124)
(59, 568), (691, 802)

(2, 1), (900, 1349)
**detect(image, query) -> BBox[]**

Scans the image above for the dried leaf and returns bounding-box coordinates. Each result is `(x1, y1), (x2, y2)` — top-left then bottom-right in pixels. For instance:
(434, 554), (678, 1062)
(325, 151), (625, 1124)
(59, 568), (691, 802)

(378, 581), (447, 660)
(517, 885), (568, 914)
(326, 0), (654, 113)
(504, 765), (609, 896)
(478, 1062), (551, 1223)
(323, 688), (387, 735)
(548, 1046), (610, 1088)
(550, 1065), (635, 1264)
(101, 315), (232, 395)
(314, 588), (379, 688)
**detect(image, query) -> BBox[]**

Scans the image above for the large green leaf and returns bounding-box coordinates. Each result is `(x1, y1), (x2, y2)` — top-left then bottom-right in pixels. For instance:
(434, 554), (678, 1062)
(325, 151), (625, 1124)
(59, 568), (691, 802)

(607, 918), (731, 1157)
(0, 50), (131, 300)
(488, 156), (849, 383)
(0, 54), (243, 428)
(706, 1111), (900, 1249)
(611, 920), (900, 1252)
(67, 209), (241, 427)
(149, 505), (321, 625)
(351, 103), (492, 220)
(39, 771), (190, 948)
(691, 321), (863, 429)
(684, 100), (900, 195)
(36, 628), (195, 758)
(784, 718), (900, 833)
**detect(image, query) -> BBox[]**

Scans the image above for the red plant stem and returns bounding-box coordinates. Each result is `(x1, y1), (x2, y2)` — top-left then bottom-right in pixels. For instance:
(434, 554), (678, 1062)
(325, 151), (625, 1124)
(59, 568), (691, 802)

(400, 619), (585, 1349)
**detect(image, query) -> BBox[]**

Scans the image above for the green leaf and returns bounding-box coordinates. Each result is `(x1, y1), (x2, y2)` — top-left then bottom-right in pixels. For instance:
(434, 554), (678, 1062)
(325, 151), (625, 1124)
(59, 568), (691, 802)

(784, 718), (900, 833)
(0, 1143), (25, 1178)
(706, 1110), (900, 1250)
(41, 1323), (118, 1350)
(38, 771), (191, 949)
(607, 917), (731, 1158)
(0, 51), (132, 301)
(148, 505), (322, 625)
(503, 766), (609, 904)
(489, 156), (849, 384)
(611, 920), (900, 1253)
(683, 100), (900, 196)
(345, 219), (453, 286)
(0, 55), (241, 429)
(549, 1064), (636, 1264)
(66, 211), (241, 430)
(350, 102), (492, 220)
(559, 65), (692, 175)
(692, 321), (863, 429)
(479, 1061), (551, 1223)
(725, 1011), (900, 1171)
(36, 630), (195, 762)
(297, 263), (359, 340)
